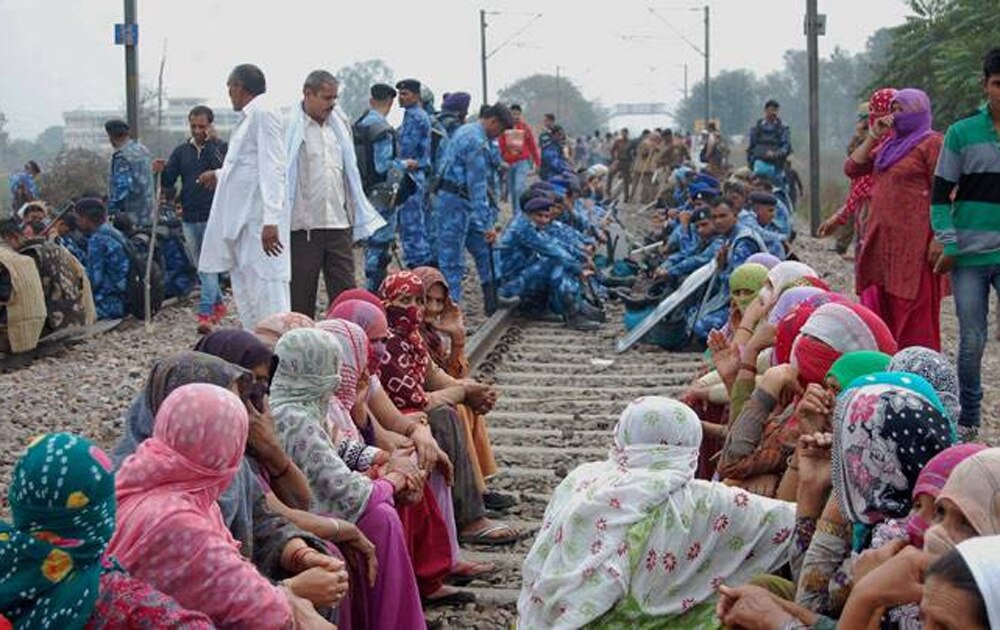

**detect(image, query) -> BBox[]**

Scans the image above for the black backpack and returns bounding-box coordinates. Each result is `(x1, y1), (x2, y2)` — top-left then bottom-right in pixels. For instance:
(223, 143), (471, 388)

(109, 228), (164, 320)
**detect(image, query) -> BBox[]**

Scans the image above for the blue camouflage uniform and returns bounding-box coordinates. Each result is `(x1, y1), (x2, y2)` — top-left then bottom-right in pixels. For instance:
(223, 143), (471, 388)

(498, 212), (584, 316)
(395, 103), (434, 267)
(87, 223), (130, 320)
(738, 210), (786, 259)
(660, 232), (723, 279)
(689, 225), (766, 341)
(435, 121), (496, 303)
(358, 109), (401, 291)
(56, 233), (88, 266)
(107, 139), (155, 226)
(8, 171), (39, 208)
(540, 137), (570, 180)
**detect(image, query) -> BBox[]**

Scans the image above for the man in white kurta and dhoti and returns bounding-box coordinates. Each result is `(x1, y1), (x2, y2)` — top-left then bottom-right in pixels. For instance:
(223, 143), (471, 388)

(198, 64), (290, 329)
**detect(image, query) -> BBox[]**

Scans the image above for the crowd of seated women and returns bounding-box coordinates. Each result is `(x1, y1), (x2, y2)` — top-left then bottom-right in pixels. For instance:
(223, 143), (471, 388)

(0, 268), (523, 629)
(518, 256), (1000, 629)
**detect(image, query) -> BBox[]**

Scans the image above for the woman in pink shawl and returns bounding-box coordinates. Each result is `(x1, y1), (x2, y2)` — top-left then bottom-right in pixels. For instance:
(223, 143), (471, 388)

(107, 383), (336, 629)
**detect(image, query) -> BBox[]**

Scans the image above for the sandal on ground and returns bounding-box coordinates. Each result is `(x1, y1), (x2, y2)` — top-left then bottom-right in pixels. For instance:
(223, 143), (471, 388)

(459, 522), (521, 546)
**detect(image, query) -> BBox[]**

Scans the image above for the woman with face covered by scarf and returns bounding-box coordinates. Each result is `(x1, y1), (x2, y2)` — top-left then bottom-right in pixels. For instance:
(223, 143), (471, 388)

(318, 317), (498, 602)
(269, 327), (438, 624)
(844, 88), (947, 351)
(107, 384), (339, 629)
(379, 270), (522, 546)
(718, 301), (897, 496)
(793, 381), (952, 618)
(109, 352), (349, 620)
(836, 447), (999, 628)
(819, 88), (896, 248)
(0, 434), (214, 628)
(329, 297), (459, 503)
(518, 396), (796, 629)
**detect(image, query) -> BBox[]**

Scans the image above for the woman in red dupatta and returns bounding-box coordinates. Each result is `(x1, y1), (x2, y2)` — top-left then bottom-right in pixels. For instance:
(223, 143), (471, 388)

(379, 271), (521, 546)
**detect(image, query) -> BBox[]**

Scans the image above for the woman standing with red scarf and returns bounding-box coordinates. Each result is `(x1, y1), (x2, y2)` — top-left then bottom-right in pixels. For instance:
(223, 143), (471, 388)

(844, 88), (947, 350)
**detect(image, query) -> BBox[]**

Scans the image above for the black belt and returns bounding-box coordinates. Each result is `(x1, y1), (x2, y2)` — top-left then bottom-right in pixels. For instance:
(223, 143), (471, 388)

(437, 179), (469, 199)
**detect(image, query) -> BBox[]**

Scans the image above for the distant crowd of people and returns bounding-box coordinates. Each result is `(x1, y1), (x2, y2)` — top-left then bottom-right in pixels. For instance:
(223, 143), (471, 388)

(519, 45), (1000, 629)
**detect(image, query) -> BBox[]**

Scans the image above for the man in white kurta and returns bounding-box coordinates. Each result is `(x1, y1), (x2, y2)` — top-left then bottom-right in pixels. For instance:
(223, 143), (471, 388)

(198, 64), (290, 329)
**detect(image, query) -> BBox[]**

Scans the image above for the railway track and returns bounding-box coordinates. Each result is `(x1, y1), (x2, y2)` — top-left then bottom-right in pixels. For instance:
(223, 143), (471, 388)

(427, 304), (706, 628)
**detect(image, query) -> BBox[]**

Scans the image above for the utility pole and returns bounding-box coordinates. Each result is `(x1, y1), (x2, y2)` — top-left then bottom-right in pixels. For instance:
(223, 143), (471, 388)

(683, 64), (689, 101)
(124, 0), (139, 137)
(480, 10), (489, 105)
(555, 65), (562, 120)
(703, 5), (710, 126)
(806, 0), (821, 235)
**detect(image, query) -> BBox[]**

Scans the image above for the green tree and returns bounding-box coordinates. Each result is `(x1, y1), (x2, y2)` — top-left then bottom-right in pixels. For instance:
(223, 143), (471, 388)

(867, 0), (1000, 127)
(674, 69), (765, 136)
(336, 59), (395, 121)
(37, 148), (108, 207)
(498, 74), (608, 136)
(34, 126), (65, 161)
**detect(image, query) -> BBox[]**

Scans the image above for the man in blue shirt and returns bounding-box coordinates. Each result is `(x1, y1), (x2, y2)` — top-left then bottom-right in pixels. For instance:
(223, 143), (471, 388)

(655, 207), (723, 285)
(689, 198), (766, 342)
(737, 191), (788, 259)
(104, 119), (155, 227)
(155, 105), (228, 331)
(8, 161), (40, 212)
(540, 124), (571, 180)
(76, 198), (130, 320)
(356, 84), (400, 291)
(434, 103), (513, 309)
(394, 78), (434, 267)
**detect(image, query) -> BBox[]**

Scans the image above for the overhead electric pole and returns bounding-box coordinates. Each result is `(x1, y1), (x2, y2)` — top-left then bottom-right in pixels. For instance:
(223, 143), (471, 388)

(124, 0), (139, 137)
(480, 10), (489, 105)
(806, 0), (821, 235)
(703, 5), (710, 125)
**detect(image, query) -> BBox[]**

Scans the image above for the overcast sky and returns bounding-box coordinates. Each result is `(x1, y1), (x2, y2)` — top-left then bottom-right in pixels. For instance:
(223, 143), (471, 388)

(1, 0), (911, 139)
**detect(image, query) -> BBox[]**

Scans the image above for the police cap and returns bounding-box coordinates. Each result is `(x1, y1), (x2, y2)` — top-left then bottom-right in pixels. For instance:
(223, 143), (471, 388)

(524, 196), (555, 214)
(749, 191), (778, 206)
(395, 78), (422, 94)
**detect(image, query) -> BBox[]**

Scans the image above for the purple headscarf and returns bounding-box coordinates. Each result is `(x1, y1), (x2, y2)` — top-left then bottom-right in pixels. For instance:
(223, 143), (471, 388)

(874, 88), (933, 172)
(746, 253), (781, 270)
(767, 287), (826, 325)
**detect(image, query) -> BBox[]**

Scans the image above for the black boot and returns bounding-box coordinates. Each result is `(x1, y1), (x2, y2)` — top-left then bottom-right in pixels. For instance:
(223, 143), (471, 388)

(565, 310), (602, 331)
(580, 301), (607, 323)
(482, 283), (498, 315)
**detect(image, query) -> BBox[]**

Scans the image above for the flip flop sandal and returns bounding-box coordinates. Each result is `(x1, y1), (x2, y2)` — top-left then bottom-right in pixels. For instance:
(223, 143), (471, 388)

(421, 589), (477, 608)
(459, 523), (521, 546)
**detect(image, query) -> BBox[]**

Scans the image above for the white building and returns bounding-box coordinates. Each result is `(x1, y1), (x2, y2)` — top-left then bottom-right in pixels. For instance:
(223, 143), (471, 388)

(159, 97), (242, 136)
(62, 97), (242, 153)
(62, 109), (123, 154)
(606, 103), (674, 135)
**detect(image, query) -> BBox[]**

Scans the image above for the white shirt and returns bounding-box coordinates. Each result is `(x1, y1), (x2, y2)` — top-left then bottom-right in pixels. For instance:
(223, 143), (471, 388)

(199, 94), (289, 279)
(292, 114), (349, 231)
